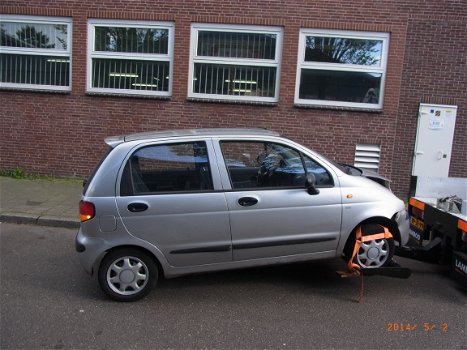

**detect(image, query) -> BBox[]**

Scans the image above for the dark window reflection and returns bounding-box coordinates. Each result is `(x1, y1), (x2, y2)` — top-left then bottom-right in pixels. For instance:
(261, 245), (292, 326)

(197, 31), (276, 60)
(305, 36), (382, 66)
(299, 69), (382, 104)
(94, 27), (169, 54)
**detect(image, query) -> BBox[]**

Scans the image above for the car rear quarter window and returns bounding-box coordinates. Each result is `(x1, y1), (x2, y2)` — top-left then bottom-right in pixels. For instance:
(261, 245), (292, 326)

(120, 141), (213, 195)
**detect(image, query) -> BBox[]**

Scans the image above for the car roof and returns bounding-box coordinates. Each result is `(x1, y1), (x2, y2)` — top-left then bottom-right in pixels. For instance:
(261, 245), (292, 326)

(105, 128), (281, 147)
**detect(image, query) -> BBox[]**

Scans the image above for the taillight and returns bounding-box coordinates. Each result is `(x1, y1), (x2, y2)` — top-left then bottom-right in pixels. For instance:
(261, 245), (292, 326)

(459, 220), (467, 243)
(79, 200), (95, 222)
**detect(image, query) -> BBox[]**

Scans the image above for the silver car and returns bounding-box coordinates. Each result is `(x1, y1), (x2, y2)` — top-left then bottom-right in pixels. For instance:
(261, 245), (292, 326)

(76, 128), (409, 301)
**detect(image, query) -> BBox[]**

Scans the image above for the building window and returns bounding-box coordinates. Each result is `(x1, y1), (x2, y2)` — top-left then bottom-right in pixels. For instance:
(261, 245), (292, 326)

(295, 29), (389, 109)
(87, 19), (174, 96)
(189, 24), (283, 103)
(0, 15), (72, 91)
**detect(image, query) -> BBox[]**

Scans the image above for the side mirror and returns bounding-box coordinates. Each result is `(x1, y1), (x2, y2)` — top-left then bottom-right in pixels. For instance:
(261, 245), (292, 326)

(305, 173), (320, 195)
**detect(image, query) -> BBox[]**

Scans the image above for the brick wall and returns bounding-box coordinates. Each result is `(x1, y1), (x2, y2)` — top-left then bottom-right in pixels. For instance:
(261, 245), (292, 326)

(391, 13), (467, 195)
(1, 1), (465, 197)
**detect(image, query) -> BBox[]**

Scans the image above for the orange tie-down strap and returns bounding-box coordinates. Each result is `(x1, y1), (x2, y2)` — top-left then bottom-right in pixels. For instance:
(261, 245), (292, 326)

(342, 224), (393, 276)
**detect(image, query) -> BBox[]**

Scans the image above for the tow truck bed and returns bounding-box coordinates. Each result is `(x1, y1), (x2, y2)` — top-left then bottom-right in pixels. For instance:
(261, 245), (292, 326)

(397, 197), (467, 288)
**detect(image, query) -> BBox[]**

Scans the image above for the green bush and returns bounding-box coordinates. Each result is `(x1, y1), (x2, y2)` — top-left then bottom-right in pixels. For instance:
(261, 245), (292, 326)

(0, 168), (28, 179)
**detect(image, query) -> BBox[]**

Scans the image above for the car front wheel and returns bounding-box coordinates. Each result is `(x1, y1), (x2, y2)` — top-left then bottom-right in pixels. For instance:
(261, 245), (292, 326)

(355, 235), (394, 268)
(98, 248), (158, 302)
(344, 223), (395, 269)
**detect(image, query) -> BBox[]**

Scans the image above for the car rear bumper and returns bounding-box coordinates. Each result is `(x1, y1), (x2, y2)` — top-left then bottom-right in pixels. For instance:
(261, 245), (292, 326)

(75, 229), (108, 275)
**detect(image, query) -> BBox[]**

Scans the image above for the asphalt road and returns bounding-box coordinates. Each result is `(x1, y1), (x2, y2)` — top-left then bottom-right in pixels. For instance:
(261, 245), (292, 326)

(1, 223), (465, 350)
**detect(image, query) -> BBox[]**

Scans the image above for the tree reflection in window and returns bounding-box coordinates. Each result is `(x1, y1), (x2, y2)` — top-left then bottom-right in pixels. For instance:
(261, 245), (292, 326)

(305, 36), (382, 66)
(1, 22), (68, 50)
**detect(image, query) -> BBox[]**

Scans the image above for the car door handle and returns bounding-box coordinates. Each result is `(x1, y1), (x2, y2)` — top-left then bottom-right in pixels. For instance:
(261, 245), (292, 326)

(238, 197), (258, 207)
(127, 202), (148, 212)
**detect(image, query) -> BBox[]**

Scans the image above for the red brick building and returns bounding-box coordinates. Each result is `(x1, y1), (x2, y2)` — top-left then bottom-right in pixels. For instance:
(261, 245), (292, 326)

(1, 1), (465, 196)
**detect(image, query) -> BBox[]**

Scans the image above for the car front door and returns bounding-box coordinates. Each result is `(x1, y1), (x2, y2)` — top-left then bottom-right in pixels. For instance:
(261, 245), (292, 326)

(116, 139), (232, 267)
(216, 139), (342, 261)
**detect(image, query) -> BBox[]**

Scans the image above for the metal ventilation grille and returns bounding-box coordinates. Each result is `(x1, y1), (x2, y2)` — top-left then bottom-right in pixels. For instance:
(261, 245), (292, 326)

(354, 144), (381, 172)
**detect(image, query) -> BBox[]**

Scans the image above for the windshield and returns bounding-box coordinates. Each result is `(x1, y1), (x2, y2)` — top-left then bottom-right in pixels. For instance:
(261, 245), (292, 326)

(312, 152), (348, 174)
(337, 163), (363, 175)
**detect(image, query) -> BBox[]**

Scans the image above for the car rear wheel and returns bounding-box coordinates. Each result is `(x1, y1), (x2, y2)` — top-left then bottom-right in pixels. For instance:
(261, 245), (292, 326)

(98, 248), (158, 302)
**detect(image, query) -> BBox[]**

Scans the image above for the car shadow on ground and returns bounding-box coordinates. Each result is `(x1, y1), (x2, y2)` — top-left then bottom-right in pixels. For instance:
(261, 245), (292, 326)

(153, 258), (365, 302)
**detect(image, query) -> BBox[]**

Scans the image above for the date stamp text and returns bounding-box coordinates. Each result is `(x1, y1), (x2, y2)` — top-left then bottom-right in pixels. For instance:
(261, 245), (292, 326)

(387, 322), (449, 333)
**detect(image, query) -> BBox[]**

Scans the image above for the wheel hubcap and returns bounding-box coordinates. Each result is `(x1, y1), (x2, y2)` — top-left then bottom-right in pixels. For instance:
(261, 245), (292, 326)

(120, 269), (135, 284)
(367, 247), (380, 260)
(107, 256), (149, 296)
(356, 239), (389, 268)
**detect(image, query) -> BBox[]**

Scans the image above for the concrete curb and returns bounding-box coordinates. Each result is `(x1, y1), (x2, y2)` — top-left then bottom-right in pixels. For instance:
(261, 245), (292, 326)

(1, 214), (79, 229)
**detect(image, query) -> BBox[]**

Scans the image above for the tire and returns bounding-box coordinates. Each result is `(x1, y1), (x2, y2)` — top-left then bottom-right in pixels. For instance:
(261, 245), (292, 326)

(345, 223), (395, 269)
(98, 248), (158, 302)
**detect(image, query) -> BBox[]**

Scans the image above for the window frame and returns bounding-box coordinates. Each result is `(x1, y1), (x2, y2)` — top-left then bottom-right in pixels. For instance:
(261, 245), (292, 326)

(0, 14), (72, 91)
(294, 28), (389, 110)
(87, 19), (174, 97)
(188, 23), (283, 103)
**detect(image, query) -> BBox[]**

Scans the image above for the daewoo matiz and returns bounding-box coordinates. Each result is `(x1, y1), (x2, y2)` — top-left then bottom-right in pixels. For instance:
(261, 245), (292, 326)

(76, 128), (409, 301)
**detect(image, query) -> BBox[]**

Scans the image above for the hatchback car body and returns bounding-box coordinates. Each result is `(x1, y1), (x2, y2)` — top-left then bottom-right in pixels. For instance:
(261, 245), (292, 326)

(76, 128), (409, 301)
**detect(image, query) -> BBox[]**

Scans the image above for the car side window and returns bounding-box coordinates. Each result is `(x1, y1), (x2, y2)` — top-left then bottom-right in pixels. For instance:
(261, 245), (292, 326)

(120, 141), (213, 195)
(220, 141), (307, 189)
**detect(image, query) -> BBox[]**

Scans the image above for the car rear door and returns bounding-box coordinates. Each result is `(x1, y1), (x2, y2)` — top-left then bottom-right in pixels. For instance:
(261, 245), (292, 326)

(215, 138), (342, 261)
(115, 139), (232, 267)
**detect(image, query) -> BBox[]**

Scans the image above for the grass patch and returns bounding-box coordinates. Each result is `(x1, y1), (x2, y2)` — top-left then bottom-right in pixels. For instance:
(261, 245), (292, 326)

(0, 168), (30, 179)
(0, 168), (83, 184)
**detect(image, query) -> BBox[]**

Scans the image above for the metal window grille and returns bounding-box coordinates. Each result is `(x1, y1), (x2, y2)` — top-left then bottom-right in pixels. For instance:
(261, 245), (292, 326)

(92, 59), (169, 92)
(88, 21), (174, 96)
(1, 54), (69, 86)
(354, 144), (381, 172)
(190, 24), (282, 103)
(0, 16), (71, 90)
(193, 63), (276, 97)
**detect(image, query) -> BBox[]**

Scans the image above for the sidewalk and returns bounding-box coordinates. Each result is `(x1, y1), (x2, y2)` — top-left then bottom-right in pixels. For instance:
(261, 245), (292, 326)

(0, 176), (83, 228)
